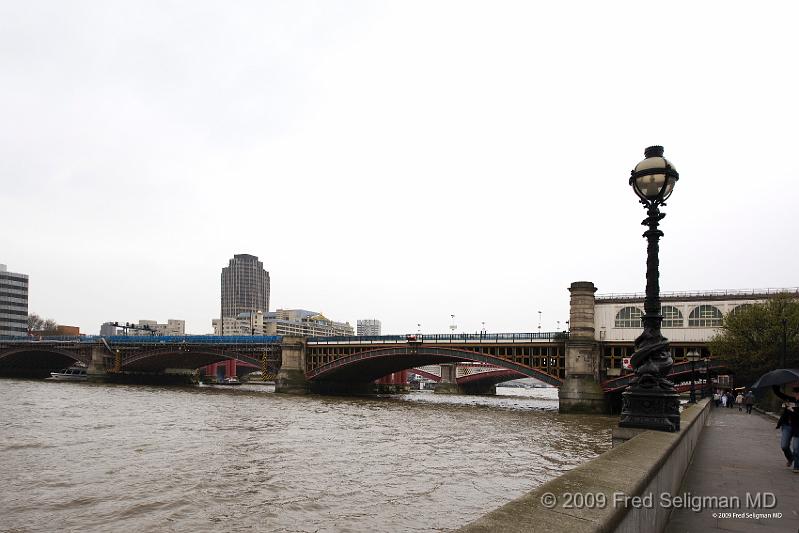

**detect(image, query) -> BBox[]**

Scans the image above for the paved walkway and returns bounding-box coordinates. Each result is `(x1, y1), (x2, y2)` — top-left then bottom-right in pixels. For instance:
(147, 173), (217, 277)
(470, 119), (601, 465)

(665, 405), (798, 533)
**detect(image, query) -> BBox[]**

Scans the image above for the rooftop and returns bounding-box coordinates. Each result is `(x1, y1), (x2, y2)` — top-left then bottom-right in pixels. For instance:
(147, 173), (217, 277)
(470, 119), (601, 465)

(595, 287), (799, 304)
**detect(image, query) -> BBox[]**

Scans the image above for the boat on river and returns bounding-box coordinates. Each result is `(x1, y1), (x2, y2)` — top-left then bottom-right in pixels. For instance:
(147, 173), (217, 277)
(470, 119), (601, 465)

(217, 377), (242, 386)
(48, 366), (88, 381)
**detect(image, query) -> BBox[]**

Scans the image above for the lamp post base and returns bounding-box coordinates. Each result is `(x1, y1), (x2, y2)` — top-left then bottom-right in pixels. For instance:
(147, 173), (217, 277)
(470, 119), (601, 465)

(619, 387), (681, 432)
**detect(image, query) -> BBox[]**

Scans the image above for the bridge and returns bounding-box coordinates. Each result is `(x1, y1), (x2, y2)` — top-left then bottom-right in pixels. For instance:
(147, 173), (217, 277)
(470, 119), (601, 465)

(0, 332), (566, 389)
(301, 333), (565, 393)
(601, 359), (731, 394)
(0, 329), (732, 406)
(0, 335), (282, 381)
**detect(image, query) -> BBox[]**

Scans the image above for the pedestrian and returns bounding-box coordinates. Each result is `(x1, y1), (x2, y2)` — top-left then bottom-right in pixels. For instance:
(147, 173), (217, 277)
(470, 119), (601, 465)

(713, 390), (720, 407)
(727, 390), (735, 409)
(721, 392), (728, 408)
(744, 390), (754, 414)
(772, 385), (799, 472)
(736, 391), (744, 411)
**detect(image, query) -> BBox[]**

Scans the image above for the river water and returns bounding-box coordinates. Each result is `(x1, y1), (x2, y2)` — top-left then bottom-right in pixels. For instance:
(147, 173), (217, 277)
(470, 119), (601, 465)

(0, 380), (615, 532)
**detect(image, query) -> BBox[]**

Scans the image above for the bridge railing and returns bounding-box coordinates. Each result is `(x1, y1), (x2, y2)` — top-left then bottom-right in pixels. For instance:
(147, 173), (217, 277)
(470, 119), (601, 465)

(103, 335), (282, 345)
(308, 332), (567, 344)
(0, 335), (282, 345)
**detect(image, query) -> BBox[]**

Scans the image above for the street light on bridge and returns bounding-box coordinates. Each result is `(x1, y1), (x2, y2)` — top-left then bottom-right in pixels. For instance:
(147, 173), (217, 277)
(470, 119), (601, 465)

(619, 145), (681, 432)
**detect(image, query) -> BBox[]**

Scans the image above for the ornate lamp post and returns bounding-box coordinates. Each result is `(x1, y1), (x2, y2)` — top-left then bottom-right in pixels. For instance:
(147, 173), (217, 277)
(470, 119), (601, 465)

(619, 146), (681, 432)
(686, 349), (701, 404)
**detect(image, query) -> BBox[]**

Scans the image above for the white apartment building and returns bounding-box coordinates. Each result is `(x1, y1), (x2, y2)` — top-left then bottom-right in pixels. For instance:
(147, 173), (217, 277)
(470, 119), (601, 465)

(212, 309), (353, 337)
(212, 311), (264, 336)
(123, 319), (186, 336)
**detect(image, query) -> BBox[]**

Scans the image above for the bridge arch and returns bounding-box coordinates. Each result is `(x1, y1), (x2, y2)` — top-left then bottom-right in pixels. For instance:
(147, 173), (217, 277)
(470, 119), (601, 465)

(121, 348), (264, 372)
(307, 346), (562, 387)
(0, 346), (89, 378)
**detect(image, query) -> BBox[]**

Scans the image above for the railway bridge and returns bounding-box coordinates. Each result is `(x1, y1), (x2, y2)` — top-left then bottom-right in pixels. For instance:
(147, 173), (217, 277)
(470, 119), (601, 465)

(0, 330), (730, 411)
(0, 332), (565, 393)
(0, 335), (282, 382)
(0, 283), (734, 412)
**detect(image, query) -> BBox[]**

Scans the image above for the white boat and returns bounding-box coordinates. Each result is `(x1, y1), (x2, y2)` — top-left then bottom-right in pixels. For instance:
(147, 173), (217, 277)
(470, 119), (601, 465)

(48, 366), (88, 381)
(218, 376), (242, 386)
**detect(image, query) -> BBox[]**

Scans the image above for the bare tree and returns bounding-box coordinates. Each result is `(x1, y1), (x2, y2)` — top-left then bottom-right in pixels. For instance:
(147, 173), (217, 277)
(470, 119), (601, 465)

(27, 313), (44, 331)
(27, 313), (58, 332)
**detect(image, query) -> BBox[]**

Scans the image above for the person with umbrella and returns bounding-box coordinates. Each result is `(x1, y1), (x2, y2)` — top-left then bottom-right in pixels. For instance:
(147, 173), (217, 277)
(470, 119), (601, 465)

(773, 385), (799, 472)
(750, 369), (799, 472)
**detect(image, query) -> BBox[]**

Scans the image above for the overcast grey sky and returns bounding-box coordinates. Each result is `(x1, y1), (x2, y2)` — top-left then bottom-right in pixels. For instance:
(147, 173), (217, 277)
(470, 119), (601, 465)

(2, 1), (798, 335)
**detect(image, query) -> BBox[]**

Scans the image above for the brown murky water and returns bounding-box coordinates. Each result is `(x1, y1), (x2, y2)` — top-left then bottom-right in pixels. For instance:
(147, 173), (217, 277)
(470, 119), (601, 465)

(0, 380), (615, 532)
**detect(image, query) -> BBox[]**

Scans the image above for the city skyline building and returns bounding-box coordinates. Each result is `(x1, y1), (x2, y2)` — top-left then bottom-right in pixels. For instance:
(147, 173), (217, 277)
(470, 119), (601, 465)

(220, 254), (270, 330)
(357, 319), (381, 336)
(264, 310), (354, 337)
(211, 309), (354, 337)
(212, 311), (264, 336)
(101, 319), (186, 336)
(0, 264), (28, 336)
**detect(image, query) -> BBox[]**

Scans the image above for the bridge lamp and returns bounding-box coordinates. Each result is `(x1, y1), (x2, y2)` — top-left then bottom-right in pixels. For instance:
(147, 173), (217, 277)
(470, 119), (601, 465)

(685, 349), (701, 404)
(619, 146), (681, 432)
(629, 146), (679, 206)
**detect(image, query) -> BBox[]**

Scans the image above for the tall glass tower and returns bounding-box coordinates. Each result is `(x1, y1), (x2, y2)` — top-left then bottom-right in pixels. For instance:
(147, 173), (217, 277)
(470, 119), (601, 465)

(220, 254), (270, 320)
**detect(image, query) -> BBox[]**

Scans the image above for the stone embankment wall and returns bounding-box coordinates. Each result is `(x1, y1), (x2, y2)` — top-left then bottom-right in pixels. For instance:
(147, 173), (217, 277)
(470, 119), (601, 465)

(459, 399), (712, 533)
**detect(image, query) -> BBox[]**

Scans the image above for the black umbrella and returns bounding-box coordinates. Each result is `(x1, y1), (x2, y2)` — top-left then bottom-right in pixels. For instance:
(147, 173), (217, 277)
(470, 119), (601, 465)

(750, 369), (799, 389)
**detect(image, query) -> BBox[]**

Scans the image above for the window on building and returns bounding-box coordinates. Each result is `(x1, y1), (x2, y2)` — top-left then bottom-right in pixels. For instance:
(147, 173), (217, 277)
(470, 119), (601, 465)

(661, 306), (683, 328)
(730, 304), (752, 316)
(688, 305), (723, 327)
(615, 307), (643, 328)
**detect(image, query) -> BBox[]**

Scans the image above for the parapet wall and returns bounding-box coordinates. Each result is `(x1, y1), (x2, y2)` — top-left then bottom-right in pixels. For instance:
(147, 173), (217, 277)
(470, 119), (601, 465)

(459, 399), (712, 533)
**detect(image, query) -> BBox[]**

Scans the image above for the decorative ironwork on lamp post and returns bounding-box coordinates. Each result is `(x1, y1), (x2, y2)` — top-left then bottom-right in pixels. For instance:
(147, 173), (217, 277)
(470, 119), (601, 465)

(619, 145), (682, 432)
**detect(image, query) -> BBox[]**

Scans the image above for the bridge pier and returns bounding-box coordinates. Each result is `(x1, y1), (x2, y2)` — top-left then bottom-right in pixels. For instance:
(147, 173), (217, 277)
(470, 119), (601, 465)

(559, 281), (608, 414)
(434, 364), (461, 394)
(374, 371), (410, 394)
(275, 337), (309, 394)
(458, 382), (497, 395)
(87, 346), (108, 382)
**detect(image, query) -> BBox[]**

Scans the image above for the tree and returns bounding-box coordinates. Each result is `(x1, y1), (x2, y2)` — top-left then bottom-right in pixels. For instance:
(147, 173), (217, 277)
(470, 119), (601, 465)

(27, 313), (58, 333)
(709, 295), (799, 385)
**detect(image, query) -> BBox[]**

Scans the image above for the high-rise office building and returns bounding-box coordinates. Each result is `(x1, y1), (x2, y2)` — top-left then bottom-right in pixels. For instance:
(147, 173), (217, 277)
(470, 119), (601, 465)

(357, 319), (381, 336)
(221, 254), (270, 321)
(0, 264), (29, 336)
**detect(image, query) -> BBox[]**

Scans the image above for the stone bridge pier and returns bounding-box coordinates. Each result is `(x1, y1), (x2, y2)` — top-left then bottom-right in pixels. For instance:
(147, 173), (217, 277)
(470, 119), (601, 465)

(558, 281), (608, 413)
(275, 337), (309, 394)
(87, 346), (108, 382)
(433, 364), (460, 394)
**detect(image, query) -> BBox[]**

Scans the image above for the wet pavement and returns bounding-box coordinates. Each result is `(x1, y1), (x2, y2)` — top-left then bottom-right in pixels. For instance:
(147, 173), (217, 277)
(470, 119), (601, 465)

(665, 405), (799, 533)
